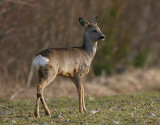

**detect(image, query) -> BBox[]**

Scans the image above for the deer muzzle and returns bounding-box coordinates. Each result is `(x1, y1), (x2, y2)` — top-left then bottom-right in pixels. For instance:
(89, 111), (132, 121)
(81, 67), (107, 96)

(99, 35), (105, 40)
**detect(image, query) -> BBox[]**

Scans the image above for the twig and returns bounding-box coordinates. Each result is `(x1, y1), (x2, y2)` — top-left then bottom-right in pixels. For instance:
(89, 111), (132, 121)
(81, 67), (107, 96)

(27, 61), (34, 88)
(10, 88), (23, 100)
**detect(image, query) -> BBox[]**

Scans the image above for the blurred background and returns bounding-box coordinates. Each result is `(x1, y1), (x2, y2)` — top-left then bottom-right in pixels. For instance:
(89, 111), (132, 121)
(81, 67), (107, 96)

(0, 0), (160, 99)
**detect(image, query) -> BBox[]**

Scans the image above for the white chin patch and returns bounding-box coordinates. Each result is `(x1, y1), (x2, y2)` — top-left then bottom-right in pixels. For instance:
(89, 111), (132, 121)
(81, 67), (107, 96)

(33, 55), (49, 69)
(101, 38), (105, 41)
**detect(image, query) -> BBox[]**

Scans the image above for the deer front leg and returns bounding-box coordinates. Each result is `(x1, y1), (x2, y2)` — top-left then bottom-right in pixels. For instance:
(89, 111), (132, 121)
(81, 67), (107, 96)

(73, 74), (87, 113)
(82, 86), (87, 113)
(78, 86), (83, 113)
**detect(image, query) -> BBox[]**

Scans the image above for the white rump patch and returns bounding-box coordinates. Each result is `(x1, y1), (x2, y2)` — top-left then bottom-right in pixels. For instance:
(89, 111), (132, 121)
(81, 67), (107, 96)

(33, 54), (49, 69)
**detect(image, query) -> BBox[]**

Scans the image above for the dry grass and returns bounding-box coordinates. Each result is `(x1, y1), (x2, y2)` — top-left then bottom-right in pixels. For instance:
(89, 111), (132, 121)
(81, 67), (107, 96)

(0, 69), (160, 99)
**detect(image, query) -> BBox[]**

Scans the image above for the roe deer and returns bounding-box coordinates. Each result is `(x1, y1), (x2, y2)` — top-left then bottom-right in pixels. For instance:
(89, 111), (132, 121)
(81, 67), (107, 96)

(33, 16), (105, 118)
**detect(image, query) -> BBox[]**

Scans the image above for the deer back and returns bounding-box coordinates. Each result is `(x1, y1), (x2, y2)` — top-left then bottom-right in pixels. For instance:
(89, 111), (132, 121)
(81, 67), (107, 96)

(36, 48), (91, 77)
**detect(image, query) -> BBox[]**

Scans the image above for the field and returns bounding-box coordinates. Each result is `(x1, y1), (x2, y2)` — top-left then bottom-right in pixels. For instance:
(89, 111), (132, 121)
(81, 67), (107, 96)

(0, 92), (160, 125)
(1, 1), (160, 125)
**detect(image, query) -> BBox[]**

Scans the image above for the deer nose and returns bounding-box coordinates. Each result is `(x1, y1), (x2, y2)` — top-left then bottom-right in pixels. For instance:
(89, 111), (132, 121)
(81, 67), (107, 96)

(99, 35), (105, 40)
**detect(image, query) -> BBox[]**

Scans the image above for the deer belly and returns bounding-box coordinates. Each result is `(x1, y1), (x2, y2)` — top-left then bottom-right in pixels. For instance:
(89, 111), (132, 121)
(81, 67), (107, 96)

(57, 66), (77, 77)
(57, 61), (90, 77)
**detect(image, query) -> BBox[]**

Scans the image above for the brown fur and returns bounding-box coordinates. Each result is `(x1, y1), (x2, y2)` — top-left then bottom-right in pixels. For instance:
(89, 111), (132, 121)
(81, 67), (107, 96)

(34, 17), (105, 117)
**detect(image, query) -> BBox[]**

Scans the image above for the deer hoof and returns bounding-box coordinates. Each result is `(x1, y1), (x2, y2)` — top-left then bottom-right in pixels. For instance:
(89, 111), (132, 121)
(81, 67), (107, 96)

(83, 109), (87, 113)
(34, 112), (40, 118)
(45, 111), (51, 116)
(79, 110), (86, 113)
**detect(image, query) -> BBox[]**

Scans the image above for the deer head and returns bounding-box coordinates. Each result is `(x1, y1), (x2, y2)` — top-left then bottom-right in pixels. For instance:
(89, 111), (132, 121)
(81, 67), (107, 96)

(79, 16), (105, 42)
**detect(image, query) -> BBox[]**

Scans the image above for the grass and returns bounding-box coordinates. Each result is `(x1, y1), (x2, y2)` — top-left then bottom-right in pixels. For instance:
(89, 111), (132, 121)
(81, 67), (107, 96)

(0, 92), (160, 125)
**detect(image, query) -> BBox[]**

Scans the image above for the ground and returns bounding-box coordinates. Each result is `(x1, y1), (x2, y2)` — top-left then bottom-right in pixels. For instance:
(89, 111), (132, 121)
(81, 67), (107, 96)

(0, 92), (159, 125)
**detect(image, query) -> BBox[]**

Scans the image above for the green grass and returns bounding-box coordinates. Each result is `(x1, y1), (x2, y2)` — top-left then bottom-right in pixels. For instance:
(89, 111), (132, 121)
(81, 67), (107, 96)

(0, 92), (160, 125)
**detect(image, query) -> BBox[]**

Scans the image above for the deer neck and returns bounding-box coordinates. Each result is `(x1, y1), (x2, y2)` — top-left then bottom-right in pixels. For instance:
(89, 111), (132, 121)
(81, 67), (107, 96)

(82, 36), (97, 60)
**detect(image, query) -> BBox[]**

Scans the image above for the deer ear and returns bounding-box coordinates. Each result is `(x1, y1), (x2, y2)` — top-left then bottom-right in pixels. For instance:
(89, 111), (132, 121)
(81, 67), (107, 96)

(79, 18), (89, 27)
(91, 16), (99, 25)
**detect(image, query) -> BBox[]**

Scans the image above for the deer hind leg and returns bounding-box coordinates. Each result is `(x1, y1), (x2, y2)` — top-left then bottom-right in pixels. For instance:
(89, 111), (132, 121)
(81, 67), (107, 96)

(72, 74), (87, 113)
(34, 66), (56, 117)
(35, 92), (40, 118)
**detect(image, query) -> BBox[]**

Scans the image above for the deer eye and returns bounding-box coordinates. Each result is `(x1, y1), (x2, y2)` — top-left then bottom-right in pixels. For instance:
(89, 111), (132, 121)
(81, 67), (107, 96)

(92, 29), (97, 32)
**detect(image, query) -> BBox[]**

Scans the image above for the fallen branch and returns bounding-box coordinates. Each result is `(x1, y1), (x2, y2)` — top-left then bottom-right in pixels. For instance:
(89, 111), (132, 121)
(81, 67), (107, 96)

(27, 61), (34, 88)
(10, 88), (23, 100)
